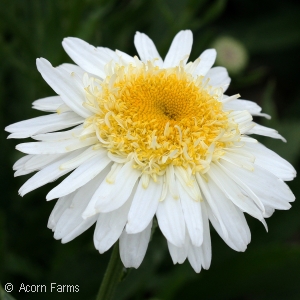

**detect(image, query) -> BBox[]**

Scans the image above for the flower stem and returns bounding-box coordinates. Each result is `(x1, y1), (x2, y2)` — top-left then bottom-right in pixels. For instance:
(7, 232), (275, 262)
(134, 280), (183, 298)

(96, 242), (125, 300)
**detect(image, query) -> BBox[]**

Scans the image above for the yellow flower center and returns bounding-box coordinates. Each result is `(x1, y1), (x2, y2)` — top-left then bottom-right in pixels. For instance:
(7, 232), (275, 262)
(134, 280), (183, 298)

(84, 60), (238, 177)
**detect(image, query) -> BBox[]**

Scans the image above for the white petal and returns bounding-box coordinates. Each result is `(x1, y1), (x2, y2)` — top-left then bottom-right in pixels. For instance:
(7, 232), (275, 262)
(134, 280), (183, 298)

(23, 153), (62, 171)
(57, 63), (86, 75)
(174, 166), (202, 201)
(97, 47), (119, 61)
(204, 66), (231, 92)
(177, 180), (203, 247)
(32, 125), (83, 142)
(163, 30), (193, 68)
(197, 173), (251, 251)
(81, 163), (112, 219)
(199, 201), (211, 269)
(247, 123), (286, 142)
(53, 173), (103, 241)
(115, 50), (136, 65)
(196, 173), (228, 239)
(223, 99), (270, 119)
(62, 214), (98, 243)
(193, 49), (216, 77)
(32, 96), (64, 112)
(204, 179), (250, 252)
(156, 191), (185, 247)
(220, 160), (295, 210)
(13, 155), (34, 171)
(46, 152), (111, 200)
(48, 192), (75, 231)
(187, 241), (202, 273)
(96, 161), (140, 213)
(90, 163), (123, 212)
(119, 220), (152, 268)
(167, 232), (189, 264)
(62, 38), (112, 78)
(5, 112), (83, 139)
(94, 197), (132, 253)
(18, 149), (84, 196)
(134, 32), (163, 67)
(244, 142), (296, 181)
(208, 163), (265, 221)
(16, 136), (97, 154)
(36, 58), (91, 118)
(126, 177), (162, 234)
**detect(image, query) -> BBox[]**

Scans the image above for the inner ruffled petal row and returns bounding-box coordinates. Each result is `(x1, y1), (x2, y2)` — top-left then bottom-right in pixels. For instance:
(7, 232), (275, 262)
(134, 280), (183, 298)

(83, 59), (241, 177)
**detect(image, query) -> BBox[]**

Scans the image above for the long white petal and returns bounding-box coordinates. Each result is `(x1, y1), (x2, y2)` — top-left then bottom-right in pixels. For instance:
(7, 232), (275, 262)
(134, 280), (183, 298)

(163, 30), (193, 68)
(244, 142), (296, 181)
(46, 152), (111, 200)
(16, 137), (97, 154)
(193, 49), (216, 77)
(32, 125), (83, 142)
(22, 153), (62, 172)
(48, 192), (75, 230)
(18, 149), (84, 196)
(177, 180), (203, 247)
(32, 96), (64, 112)
(96, 161), (140, 213)
(134, 32), (163, 67)
(62, 38), (112, 78)
(204, 66), (231, 92)
(223, 99), (270, 119)
(167, 232), (189, 264)
(119, 220), (152, 268)
(208, 163), (265, 221)
(126, 177), (162, 234)
(156, 191), (185, 247)
(196, 173), (228, 239)
(198, 174), (250, 251)
(6, 112), (83, 139)
(36, 58), (91, 118)
(94, 197), (133, 254)
(247, 123), (286, 142)
(220, 160), (295, 210)
(53, 174), (103, 242)
(187, 240), (202, 273)
(199, 201), (211, 269)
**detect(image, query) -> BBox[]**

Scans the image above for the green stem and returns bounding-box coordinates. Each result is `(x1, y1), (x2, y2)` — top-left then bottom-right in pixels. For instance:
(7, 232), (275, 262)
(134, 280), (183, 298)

(96, 242), (125, 300)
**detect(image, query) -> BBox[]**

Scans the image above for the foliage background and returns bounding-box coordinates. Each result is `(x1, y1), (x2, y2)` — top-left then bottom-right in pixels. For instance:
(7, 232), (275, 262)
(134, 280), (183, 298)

(1, 0), (300, 299)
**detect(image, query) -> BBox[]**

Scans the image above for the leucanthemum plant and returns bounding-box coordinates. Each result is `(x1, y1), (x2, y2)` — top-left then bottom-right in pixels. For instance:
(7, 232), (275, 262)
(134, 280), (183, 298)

(6, 30), (296, 275)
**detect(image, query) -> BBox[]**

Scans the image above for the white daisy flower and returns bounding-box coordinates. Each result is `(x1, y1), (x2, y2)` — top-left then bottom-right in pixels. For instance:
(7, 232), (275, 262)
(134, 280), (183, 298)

(6, 30), (296, 273)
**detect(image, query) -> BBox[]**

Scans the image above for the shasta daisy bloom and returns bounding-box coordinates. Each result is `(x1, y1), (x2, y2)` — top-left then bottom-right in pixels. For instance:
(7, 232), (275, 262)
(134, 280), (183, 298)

(6, 30), (296, 273)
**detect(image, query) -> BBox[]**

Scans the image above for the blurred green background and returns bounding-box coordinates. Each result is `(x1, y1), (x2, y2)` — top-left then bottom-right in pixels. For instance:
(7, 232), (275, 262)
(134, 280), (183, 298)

(1, 0), (300, 299)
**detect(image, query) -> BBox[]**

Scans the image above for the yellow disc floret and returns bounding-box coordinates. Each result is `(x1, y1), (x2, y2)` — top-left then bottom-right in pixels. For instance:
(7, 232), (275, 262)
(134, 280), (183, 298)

(83, 59), (239, 177)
